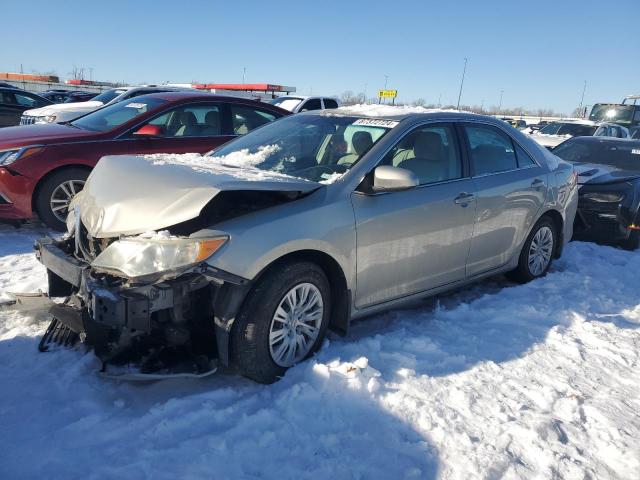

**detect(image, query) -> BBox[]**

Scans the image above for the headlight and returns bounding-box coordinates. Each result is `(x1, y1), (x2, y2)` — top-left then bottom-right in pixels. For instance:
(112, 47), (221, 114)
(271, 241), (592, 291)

(91, 235), (228, 279)
(582, 192), (624, 203)
(0, 146), (44, 166)
(39, 114), (57, 124)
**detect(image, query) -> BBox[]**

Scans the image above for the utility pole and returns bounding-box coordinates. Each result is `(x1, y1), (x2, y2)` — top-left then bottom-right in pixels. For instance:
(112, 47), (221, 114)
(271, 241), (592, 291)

(498, 90), (504, 114)
(578, 80), (587, 117)
(363, 83), (368, 104)
(437, 93), (442, 107)
(456, 57), (468, 110)
(379, 75), (389, 105)
(89, 67), (93, 82)
(480, 98), (484, 113)
(242, 67), (246, 84)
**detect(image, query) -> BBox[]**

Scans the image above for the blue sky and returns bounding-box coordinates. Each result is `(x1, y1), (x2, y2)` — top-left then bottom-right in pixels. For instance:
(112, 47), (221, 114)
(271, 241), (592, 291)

(5, 0), (638, 114)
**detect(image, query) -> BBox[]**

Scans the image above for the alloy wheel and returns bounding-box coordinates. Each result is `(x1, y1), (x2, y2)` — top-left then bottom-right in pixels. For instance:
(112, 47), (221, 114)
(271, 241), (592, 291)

(49, 180), (85, 223)
(268, 282), (324, 367)
(528, 226), (554, 276)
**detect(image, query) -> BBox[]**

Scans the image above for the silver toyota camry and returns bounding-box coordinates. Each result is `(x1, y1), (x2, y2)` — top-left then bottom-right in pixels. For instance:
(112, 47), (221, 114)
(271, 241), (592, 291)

(35, 110), (578, 383)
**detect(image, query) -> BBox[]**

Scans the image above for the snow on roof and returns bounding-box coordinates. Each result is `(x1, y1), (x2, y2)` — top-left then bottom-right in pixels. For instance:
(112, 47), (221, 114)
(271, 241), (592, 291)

(335, 103), (463, 118)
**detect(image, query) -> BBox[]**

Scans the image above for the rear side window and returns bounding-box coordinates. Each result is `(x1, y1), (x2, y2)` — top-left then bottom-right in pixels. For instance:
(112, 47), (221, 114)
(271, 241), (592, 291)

(323, 99), (339, 109)
(465, 124), (518, 175)
(300, 99), (322, 111)
(514, 143), (536, 167)
(229, 105), (277, 135)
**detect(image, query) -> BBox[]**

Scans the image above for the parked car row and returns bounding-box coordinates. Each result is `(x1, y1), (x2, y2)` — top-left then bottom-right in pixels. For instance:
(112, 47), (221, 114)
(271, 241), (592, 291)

(38, 89), (98, 104)
(2, 85), (636, 384)
(527, 119), (631, 149)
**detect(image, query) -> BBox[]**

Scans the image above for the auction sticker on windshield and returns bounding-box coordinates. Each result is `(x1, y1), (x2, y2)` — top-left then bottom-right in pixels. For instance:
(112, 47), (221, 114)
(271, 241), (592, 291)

(125, 103), (147, 109)
(353, 118), (399, 128)
(632, 149), (640, 155)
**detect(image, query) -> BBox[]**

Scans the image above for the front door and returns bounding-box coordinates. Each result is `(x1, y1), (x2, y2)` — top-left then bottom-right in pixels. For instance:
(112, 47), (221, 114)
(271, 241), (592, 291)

(352, 122), (477, 308)
(461, 123), (548, 276)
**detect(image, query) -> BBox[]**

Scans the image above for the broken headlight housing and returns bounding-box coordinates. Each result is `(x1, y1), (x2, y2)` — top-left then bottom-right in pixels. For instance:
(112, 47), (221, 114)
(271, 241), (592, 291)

(91, 235), (228, 279)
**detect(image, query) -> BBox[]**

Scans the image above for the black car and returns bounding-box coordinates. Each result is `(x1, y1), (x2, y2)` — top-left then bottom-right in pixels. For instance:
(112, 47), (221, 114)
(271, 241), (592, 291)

(0, 87), (53, 127)
(0, 82), (20, 89)
(553, 136), (640, 249)
(39, 89), (97, 104)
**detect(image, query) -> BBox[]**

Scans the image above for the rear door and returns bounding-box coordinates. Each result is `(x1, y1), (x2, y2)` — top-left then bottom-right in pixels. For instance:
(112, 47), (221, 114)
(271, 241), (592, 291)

(461, 122), (548, 277)
(352, 122), (477, 307)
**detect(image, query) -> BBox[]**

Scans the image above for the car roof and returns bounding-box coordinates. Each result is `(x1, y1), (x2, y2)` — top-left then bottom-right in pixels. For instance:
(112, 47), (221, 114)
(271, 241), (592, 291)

(125, 90), (291, 112)
(310, 108), (494, 123)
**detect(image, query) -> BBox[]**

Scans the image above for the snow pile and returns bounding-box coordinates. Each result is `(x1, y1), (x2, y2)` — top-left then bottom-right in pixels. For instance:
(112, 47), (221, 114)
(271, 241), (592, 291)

(1, 223), (639, 479)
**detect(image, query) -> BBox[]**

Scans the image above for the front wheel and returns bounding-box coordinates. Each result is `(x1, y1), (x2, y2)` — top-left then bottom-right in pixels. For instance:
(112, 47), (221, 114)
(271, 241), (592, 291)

(34, 168), (89, 231)
(231, 261), (331, 384)
(507, 216), (557, 284)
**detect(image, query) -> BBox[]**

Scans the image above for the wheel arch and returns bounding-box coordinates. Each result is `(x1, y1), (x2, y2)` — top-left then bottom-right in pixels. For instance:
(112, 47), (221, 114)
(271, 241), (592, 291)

(31, 163), (93, 214)
(249, 249), (351, 335)
(538, 209), (564, 258)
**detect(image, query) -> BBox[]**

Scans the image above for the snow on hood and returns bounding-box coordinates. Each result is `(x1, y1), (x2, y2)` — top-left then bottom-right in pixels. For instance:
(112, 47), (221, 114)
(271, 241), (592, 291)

(73, 153), (319, 238)
(23, 100), (104, 117)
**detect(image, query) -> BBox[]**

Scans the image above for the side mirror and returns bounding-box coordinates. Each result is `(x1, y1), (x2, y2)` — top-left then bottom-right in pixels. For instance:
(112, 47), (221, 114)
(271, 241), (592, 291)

(372, 165), (419, 192)
(132, 124), (162, 137)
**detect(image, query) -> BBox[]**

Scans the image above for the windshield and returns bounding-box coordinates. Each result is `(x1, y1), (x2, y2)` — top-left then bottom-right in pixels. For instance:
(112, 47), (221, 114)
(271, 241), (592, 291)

(91, 89), (128, 105)
(553, 139), (640, 172)
(208, 114), (394, 183)
(538, 122), (562, 135)
(269, 97), (303, 111)
(70, 97), (167, 132)
(589, 104), (635, 125)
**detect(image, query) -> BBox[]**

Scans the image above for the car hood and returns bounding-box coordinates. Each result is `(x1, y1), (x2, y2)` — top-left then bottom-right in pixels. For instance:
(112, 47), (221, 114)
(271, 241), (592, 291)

(73, 154), (320, 238)
(530, 133), (570, 148)
(574, 162), (640, 185)
(23, 100), (104, 117)
(0, 123), (100, 149)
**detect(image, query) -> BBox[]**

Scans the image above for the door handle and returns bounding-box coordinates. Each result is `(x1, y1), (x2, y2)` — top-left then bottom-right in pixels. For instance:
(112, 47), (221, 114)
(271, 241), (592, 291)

(454, 192), (475, 205)
(531, 178), (544, 189)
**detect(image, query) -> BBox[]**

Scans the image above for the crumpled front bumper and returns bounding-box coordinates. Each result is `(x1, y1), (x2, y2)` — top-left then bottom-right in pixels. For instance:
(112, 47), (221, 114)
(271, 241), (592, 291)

(35, 237), (252, 367)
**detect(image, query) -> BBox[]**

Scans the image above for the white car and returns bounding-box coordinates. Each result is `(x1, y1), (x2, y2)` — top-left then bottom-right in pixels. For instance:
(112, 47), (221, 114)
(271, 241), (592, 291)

(268, 95), (340, 113)
(20, 86), (190, 125)
(528, 120), (629, 149)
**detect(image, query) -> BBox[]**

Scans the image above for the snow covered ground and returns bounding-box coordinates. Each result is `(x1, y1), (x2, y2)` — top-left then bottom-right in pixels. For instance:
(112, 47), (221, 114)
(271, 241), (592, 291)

(1, 222), (639, 479)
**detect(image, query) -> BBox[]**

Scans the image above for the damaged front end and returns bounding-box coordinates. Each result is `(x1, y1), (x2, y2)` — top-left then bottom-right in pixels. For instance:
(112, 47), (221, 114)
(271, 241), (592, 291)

(35, 229), (251, 378)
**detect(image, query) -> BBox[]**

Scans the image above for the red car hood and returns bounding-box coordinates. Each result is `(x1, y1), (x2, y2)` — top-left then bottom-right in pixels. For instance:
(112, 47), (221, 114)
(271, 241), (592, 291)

(0, 124), (103, 150)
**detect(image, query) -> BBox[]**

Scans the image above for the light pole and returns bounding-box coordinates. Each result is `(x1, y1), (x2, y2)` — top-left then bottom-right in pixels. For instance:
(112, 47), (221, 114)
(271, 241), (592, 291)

(578, 80), (587, 117)
(498, 90), (504, 114)
(456, 57), (468, 110)
(242, 67), (246, 84)
(363, 83), (368, 104)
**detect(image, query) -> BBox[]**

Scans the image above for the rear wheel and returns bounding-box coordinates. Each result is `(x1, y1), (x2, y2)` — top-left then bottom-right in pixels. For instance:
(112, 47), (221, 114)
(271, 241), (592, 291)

(231, 261), (331, 384)
(507, 216), (557, 284)
(34, 168), (89, 231)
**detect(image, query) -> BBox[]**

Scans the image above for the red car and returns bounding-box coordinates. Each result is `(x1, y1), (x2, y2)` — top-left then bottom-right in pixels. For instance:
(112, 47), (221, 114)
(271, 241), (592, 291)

(0, 92), (289, 230)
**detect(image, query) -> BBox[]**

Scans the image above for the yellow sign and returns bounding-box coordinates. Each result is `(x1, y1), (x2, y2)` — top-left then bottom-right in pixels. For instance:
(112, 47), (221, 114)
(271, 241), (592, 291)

(378, 89), (397, 98)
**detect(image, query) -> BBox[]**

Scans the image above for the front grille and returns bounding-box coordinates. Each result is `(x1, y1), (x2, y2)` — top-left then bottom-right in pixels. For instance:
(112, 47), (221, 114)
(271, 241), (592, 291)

(20, 115), (37, 125)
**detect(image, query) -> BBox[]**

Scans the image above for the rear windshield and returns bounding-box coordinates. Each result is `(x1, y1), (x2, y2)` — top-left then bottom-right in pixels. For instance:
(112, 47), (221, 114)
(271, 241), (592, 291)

(70, 97), (167, 132)
(553, 139), (640, 172)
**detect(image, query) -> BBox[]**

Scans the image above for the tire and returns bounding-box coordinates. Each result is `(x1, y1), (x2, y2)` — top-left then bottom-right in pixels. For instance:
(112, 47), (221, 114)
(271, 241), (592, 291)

(622, 230), (640, 251)
(507, 216), (557, 284)
(34, 168), (90, 231)
(231, 261), (331, 384)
